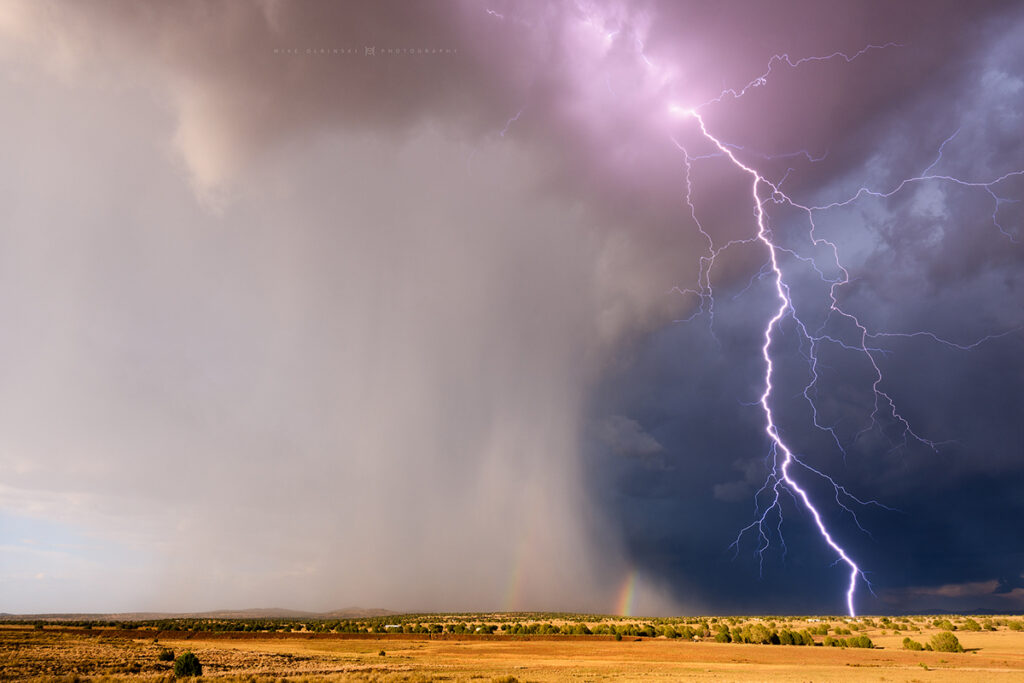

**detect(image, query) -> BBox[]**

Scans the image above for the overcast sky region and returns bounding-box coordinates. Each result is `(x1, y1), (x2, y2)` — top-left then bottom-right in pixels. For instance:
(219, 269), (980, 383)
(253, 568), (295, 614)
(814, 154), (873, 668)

(1, 0), (1022, 616)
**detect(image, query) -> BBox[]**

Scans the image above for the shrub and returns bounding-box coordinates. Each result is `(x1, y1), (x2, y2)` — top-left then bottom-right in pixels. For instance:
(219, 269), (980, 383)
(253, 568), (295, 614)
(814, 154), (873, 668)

(174, 651), (202, 677)
(962, 618), (982, 631)
(846, 635), (873, 649)
(713, 629), (731, 643)
(930, 631), (964, 653)
(743, 624), (772, 644)
(158, 648), (175, 662)
(902, 637), (924, 651)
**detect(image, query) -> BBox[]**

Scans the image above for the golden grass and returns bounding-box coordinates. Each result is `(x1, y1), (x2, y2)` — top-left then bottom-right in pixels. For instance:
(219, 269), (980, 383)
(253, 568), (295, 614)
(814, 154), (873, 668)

(3, 621), (1023, 682)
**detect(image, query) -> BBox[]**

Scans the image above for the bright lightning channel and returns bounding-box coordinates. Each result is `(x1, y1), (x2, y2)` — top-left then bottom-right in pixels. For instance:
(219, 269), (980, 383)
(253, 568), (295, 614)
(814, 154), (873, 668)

(679, 107), (864, 616)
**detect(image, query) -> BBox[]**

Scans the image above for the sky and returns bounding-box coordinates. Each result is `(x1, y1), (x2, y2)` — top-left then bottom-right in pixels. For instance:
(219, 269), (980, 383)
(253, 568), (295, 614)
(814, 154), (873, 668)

(0, 0), (1022, 616)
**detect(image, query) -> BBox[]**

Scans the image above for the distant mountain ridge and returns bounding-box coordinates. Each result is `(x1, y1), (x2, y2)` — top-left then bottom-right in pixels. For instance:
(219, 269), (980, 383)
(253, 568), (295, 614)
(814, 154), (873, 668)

(3, 607), (1019, 621)
(0, 607), (398, 621)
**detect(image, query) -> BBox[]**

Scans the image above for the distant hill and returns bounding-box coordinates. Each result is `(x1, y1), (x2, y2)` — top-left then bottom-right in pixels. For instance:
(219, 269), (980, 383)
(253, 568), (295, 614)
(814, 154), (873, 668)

(0, 607), (398, 621)
(189, 608), (319, 619)
(323, 607), (399, 618)
(907, 607), (1023, 616)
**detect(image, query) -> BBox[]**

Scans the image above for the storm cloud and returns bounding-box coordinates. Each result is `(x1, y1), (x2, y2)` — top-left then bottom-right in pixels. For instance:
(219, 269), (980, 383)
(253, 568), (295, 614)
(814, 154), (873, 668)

(1, 0), (1021, 615)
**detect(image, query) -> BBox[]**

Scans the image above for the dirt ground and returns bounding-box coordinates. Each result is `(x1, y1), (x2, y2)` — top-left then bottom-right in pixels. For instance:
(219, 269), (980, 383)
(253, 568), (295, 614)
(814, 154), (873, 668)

(3, 625), (1023, 682)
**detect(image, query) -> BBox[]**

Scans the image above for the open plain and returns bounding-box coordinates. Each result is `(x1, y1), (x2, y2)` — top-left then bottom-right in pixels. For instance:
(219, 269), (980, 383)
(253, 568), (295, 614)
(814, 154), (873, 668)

(3, 617), (1024, 682)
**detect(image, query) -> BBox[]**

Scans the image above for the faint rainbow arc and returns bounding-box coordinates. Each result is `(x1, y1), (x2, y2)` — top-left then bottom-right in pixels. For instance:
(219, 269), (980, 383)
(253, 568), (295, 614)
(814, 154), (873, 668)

(616, 569), (638, 617)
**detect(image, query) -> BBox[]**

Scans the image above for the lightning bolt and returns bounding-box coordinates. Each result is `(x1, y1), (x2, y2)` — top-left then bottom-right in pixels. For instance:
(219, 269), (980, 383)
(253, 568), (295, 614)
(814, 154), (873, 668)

(675, 108), (865, 615)
(670, 51), (1021, 615)
(499, 108), (525, 138)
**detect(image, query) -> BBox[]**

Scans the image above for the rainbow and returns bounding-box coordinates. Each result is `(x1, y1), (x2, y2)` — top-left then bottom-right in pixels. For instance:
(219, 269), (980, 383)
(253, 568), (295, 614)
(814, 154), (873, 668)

(503, 556), (524, 611)
(503, 523), (534, 611)
(616, 569), (638, 617)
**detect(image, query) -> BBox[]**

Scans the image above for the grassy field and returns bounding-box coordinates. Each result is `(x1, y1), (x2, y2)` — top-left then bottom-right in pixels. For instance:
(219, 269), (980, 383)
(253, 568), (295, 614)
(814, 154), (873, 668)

(3, 616), (1023, 682)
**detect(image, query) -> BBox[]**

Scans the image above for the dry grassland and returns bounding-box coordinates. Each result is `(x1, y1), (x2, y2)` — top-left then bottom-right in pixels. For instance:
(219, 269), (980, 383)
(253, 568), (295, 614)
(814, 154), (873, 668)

(2, 622), (1023, 682)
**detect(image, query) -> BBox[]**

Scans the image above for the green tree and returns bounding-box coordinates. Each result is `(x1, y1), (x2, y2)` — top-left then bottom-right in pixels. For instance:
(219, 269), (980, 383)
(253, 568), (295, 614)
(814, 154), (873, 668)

(173, 651), (202, 677)
(743, 624), (772, 644)
(961, 618), (982, 631)
(902, 637), (924, 651)
(930, 631), (964, 653)
(846, 635), (873, 649)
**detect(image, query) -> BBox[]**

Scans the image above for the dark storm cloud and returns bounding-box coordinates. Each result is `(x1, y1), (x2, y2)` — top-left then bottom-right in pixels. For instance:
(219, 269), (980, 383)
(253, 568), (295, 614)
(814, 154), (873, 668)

(596, 415), (664, 457)
(588, 2), (1024, 614)
(1, 0), (1021, 614)
(995, 574), (1024, 595)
